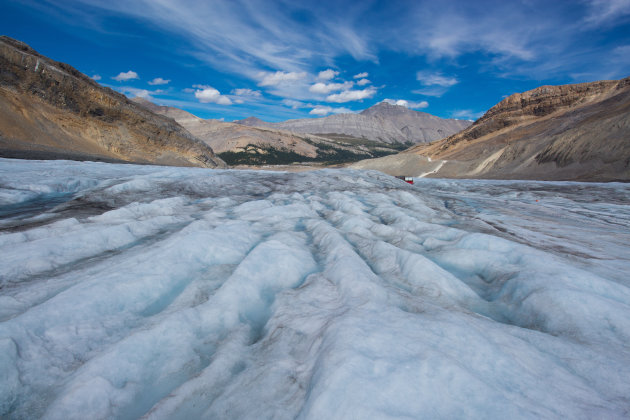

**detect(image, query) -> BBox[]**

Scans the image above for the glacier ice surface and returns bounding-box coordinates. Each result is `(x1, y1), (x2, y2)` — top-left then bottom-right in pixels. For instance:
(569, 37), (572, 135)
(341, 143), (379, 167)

(0, 158), (629, 419)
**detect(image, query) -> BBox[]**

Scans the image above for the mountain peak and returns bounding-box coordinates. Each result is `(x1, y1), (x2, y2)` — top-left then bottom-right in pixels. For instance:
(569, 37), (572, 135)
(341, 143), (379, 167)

(361, 101), (407, 115)
(234, 116), (272, 128)
(374, 101), (404, 109)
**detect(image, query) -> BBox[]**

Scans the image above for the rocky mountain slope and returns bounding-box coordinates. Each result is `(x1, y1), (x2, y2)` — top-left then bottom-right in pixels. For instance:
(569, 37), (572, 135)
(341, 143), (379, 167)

(360, 102), (471, 142)
(353, 77), (630, 181)
(0, 36), (225, 168)
(135, 99), (402, 165)
(236, 102), (471, 144)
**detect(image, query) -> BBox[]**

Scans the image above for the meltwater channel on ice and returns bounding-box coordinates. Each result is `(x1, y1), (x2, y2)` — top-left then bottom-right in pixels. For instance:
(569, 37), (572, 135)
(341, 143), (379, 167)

(1, 158), (629, 419)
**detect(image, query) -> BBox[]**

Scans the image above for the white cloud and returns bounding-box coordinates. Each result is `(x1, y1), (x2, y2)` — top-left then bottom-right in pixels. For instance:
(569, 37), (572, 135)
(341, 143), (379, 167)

(326, 87), (377, 103)
(309, 105), (353, 116)
(193, 86), (232, 105)
(413, 71), (459, 97)
(383, 99), (429, 109)
(231, 88), (262, 97)
(282, 99), (310, 109)
(309, 81), (354, 94)
(148, 77), (170, 85)
(310, 106), (334, 116)
(258, 71), (307, 86)
(231, 88), (262, 104)
(416, 71), (458, 87)
(353, 72), (368, 79)
(118, 87), (154, 100)
(112, 70), (139, 82)
(356, 78), (370, 86)
(129, 89), (151, 99)
(317, 69), (339, 80)
(91, 74), (102, 81)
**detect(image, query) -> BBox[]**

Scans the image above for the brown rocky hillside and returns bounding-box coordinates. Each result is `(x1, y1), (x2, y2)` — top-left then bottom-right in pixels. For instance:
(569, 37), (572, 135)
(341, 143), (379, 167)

(353, 77), (630, 181)
(0, 36), (225, 168)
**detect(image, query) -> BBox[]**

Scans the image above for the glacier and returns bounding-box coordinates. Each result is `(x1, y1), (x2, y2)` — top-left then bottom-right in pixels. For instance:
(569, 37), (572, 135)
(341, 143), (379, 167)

(0, 157), (629, 419)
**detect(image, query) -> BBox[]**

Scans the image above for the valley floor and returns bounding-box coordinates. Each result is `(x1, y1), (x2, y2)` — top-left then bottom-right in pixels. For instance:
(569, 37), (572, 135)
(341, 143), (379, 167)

(1, 158), (629, 419)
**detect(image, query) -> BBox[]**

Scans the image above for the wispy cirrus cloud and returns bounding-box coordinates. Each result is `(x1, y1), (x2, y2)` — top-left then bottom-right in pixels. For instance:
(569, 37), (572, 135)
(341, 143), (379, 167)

(52, 0), (376, 79)
(582, 0), (630, 26)
(28, 0), (630, 85)
(414, 71), (458, 97)
(416, 71), (458, 87)
(23, 0), (630, 120)
(258, 71), (307, 87)
(282, 99), (310, 109)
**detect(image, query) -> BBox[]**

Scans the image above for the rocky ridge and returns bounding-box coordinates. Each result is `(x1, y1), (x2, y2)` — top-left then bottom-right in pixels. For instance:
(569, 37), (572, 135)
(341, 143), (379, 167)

(353, 77), (630, 181)
(0, 36), (225, 168)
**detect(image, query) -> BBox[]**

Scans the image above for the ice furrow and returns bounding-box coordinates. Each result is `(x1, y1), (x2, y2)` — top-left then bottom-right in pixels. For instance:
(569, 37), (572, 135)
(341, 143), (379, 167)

(1, 160), (630, 419)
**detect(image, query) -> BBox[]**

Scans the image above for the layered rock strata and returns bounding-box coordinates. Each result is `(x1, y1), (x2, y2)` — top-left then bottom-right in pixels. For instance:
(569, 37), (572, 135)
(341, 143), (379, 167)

(0, 36), (225, 168)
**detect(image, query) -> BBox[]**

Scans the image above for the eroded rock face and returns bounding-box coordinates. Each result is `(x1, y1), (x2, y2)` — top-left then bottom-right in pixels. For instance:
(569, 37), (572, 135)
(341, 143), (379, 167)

(436, 78), (628, 151)
(0, 36), (225, 168)
(396, 76), (630, 181)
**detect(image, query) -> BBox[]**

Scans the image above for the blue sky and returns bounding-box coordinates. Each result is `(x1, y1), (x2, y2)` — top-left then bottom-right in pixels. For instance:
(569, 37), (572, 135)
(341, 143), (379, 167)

(3, 0), (630, 122)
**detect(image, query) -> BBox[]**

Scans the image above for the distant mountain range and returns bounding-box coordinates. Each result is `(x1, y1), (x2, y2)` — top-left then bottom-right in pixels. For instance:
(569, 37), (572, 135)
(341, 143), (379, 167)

(235, 102), (471, 144)
(132, 98), (371, 165)
(0, 36), (225, 168)
(137, 100), (470, 165)
(2, 36), (627, 181)
(353, 76), (630, 181)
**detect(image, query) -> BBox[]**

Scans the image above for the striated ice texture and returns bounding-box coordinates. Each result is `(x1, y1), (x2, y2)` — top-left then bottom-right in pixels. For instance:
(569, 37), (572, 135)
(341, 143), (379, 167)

(1, 158), (629, 419)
